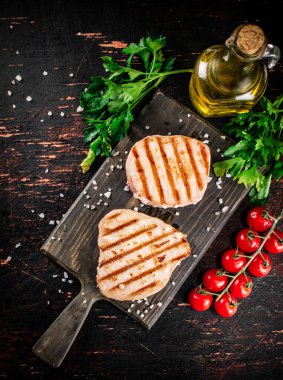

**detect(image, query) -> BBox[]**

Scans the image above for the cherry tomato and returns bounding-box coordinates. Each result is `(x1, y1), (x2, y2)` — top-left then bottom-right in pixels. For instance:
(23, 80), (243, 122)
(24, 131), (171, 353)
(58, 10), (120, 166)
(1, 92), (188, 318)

(247, 207), (273, 232)
(263, 229), (283, 254)
(229, 274), (253, 298)
(236, 228), (261, 253)
(214, 293), (238, 318)
(188, 286), (213, 311)
(221, 249), (247, 273)
(248, 253), (271, 277)
(203, 268), (228, 292)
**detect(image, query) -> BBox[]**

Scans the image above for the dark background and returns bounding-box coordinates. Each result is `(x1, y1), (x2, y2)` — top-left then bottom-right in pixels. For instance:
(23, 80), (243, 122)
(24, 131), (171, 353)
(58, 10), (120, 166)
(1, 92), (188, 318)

(0, 0), (282, 379)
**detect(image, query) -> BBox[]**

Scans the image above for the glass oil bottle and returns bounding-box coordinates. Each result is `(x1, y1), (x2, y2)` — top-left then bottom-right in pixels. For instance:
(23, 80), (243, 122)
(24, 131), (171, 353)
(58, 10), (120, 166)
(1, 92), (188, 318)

(189, 24), (280, 117)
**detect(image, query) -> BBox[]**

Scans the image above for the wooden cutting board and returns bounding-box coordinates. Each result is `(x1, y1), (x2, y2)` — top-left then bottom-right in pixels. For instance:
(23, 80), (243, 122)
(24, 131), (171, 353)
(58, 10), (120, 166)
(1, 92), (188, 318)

(33, 90), (248, 367)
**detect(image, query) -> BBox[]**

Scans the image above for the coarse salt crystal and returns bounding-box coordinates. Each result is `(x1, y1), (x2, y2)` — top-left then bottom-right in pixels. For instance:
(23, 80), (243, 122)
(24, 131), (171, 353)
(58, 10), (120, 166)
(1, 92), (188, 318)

(215, 211), (220, 215)
(172, 281), (176, 285)
(83, 190), (87, 194)
(15, 243), (21, 248)
(217, 148), (221, 152)
(104, 202), (108, 206)
(39, 213), (45, 219)
(136, 310), (140, 315)
(62, 278), (66, 282)
(127, 309), (131, 312)
(157, 302), (162, 307)
(145, 309), (148, 314)
(68, 280), (73, 284)
(221, 154), (224, 158)
(187, 113), (191, 117)
(64, 272), (68, 279)
(48, 110), (52, 116)
(208, 177), (212, 183)
(58, 289), (62, 293)
(49, 220), (55, 225)
(175, 212), (180, 216)
(124, 185), (129, 192)
(47, 300), (50, 305)
(104, 191), (111, 198)
(11, 80), (15, 84)
(219, 198), (223, 204)
(15, 75), (22, 81)
(86, 195), (90, 199)
(179, 119), (183, 123)
(51, 236), (56, 240)
(60, 112), (65, 117)
(77, 106), (83, 112)
(16, 50), (19, 54)
(221, 135), (226, 140)
(69, 73), (74, 77)
(222, 206), (229, 213)
(40, 119), (44, 123)
(106, 173), (109, 176)
(10, 25), (13, 29)
(43, 71), (48, 76)
(203, 140), (209, 144)
(226, 173), (232, 178)
(26, 96), (32, 102)
(112, 151), (119, 156)
(140, 313), (145, 318)
(137, 300), (142, 304)
(133, 207), (138, 212)
(131, 304), (135, 308)
(204, 133), (209, 138)
(12, 104), (16, 108)
(57, 237), (61, 241)
(168, 131), (172, 135)
(52, 274), (58, 278)
(7, 91), (12, 96)
(86, 204), (90, 209)
(92, 180), (97, 185)
(60, 193), (64, 198)
(145, 125), (150, 130)
(206, 226), (211, 231)
(31, 209), (35, 213)
(150, 304), (154, 309)
(124, 151), (128, 154)
(83, 299), (87, 304)
(140, 203), (144, 207)
(90, 205), (96, 210)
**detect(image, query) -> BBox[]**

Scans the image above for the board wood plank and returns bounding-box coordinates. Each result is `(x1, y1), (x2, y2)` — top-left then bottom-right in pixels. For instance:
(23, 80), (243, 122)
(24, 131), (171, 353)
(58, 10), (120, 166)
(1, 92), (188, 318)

(42, 90), (249, 329)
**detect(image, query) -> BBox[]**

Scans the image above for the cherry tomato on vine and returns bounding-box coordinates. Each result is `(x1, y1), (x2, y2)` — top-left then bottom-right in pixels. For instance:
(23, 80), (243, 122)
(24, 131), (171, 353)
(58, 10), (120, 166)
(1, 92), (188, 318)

(203, 268), (228, 292)
(248, 253), (271, 277)
(188, 286), (213, 311)
(247, 207), (273, 232)
(214, 293), (238, 318)
(236, 228), (261, 253)
(263, 229), (283, 254)
(229, 274), (253, 298)
(221, 249), (247, 273)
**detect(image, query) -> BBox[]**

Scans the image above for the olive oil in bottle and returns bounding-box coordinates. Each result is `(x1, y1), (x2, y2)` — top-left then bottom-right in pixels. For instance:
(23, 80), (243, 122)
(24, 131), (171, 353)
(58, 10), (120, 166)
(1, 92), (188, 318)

(189, 24), (280, 117)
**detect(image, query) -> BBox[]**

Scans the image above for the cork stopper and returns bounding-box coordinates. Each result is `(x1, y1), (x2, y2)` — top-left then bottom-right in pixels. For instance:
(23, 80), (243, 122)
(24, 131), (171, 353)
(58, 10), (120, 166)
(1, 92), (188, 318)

(236, 24), (265, 55)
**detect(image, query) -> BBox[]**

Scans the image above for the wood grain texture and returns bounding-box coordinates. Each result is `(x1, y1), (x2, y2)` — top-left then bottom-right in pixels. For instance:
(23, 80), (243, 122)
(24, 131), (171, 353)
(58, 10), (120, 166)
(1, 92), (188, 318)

(0, 0), (282, 379)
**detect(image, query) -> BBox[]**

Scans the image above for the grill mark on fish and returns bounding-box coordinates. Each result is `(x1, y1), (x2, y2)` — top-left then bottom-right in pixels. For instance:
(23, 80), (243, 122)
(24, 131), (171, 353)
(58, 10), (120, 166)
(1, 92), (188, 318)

(185, 139), (203, 190)
(144, 138), (165, 204)
(103, 219), (138, 236)
(110, 264), (165, 290)
(99, 239), (189, 281)
(171, 137), (192, 201)
(100, 223), (157, 251)
(199, 143), (209, 176)
(100, 229), (175, 267)
(132, 147), (151, 200)
(156, 137), (180, 203)
(130, 281), (157, 296)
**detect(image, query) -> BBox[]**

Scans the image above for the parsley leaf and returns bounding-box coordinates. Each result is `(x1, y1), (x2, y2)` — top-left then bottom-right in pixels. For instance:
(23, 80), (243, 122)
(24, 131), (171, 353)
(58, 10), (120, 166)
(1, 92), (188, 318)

(213, 94), (283, 203)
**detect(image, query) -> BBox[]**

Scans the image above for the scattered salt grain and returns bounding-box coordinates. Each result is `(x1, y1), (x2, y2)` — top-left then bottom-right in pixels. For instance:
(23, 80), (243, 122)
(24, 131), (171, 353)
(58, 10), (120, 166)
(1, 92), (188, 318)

(62, 278), (66, 282)
(145, 309), (148, 314)
(92, 180), (97, 185)
(7, 91), (12, 96)
(127, 309), (131, 312)
(10, 25), (13, 29)
(219, 198), (223, 205)
(104, 202), (109, 206)
(83, 299), (87, 304)
(86, 204), (90, 209)
(215, 211), (220, 216)
(90, 205), (96, 210)
(140, 203), (144, 208)
(133, 207), (138, 212)
(39, 213), (45, 219)
(150, 304), (154, 309)
(124, 185), (129, 192)
(58, 289), (62, 293)
(68, 280), (73, 284)
(193, 254), (197, 258)
(12, 104), (16, 109)
(51, 236), (56, 240)
(26, 96), (32, 102)
(175, 212), (180, 216)
(77, 105), (83, 113)
(131, 304), (135, 308)
(179, 119), (183, 123)
(15, 75), (22, 82)
(208, 177), (212, 183)
(11, 80), (16, 85)
(15, 243), (21, 248)
(168, 131), (172, 135)
(49, 220), (55, 225)
(59, 193), (64, 198)
(187, 113), (191, 117)
(204, 133), (209, 138)
(86, 194), (91, 199)
(53, 274), (58, 278)
(221, 135), (226, 140)
(104, 191), (111, 198)
(31, 209), (35, 213)
(206, 226), (211, 231)
(203, 140), (209, 144)
(48, 110), (52, 116)
(43, 71), (48, 76)
(106, 173), (109, 176)
(217, 148), (221, 152)
(69, 73), (74, 77)
(47, 301), (50, 305)
(222, 206), (229, 213)
(16, 50), (19, 54)
(136, 310), (140, 315)
(112, 151), (120, 157)
(124, 151), (128, 154)
(157, 302), (163, 307)
(221, 154), (224, 158)
(137, 300), (142, 304)
(145, 125), (150, 130)
(40, 119), (44, 123)
(226, 173), (232, 178)
(57, 237), (62, 241)
(140, 313), (145, 318)
(64, 272), (68, 279)
(172, 281), (176, 285)
(60, 112), (65, 117)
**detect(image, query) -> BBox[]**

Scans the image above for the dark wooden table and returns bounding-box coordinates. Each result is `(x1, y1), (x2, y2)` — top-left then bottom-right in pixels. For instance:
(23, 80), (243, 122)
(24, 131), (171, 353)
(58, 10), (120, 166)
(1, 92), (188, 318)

(0, 1), (282, 379)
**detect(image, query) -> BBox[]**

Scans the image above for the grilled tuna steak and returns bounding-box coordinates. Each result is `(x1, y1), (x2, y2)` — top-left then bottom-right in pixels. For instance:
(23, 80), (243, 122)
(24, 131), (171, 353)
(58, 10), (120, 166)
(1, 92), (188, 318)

(126, 135), (211, 208)
(97, 209), (190, 301)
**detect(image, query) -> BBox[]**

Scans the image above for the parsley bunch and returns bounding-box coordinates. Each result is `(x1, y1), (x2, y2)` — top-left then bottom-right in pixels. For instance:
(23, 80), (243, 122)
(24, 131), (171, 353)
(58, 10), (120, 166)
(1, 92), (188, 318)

(213, 94), (283, 203)
(79, 35), (192, 172)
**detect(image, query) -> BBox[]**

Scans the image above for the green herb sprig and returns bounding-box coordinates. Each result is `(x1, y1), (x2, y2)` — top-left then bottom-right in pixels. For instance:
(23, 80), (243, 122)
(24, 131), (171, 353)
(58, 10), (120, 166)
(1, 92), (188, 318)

(79, 35), (192, 172)
(213, 94), (283, 203)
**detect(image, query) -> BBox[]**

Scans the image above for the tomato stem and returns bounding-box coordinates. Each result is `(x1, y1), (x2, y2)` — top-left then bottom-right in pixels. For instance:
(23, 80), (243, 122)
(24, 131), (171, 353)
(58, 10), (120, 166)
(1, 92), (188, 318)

(215, 209), (283, 302)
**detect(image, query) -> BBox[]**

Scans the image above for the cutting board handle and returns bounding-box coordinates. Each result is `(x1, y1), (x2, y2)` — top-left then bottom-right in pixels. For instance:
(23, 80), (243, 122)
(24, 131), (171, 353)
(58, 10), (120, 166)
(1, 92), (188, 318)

(33, 285), (101, 367)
